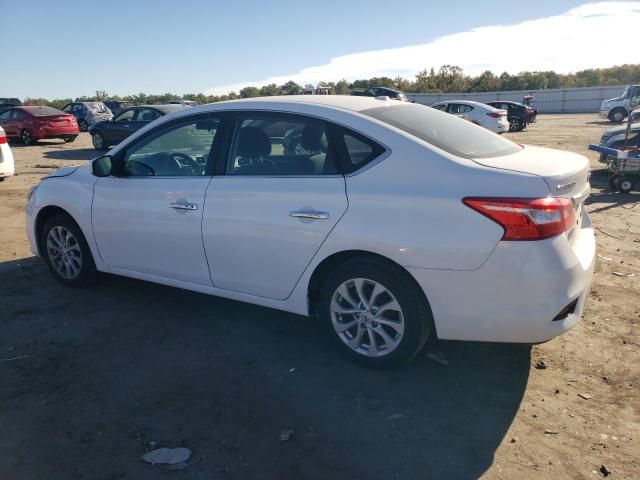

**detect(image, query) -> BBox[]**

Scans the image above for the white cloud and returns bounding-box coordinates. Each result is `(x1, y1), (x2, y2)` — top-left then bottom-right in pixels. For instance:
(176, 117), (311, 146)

(204, 1), (640, 95)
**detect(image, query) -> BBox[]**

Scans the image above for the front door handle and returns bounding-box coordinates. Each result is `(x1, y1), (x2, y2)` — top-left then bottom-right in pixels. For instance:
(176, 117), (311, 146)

(169, 201), (198, 211)
(288, 210), (329, 220)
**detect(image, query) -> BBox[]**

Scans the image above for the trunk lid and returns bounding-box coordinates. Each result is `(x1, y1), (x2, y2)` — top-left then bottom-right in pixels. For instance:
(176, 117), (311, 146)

(472, 145), (591, 243)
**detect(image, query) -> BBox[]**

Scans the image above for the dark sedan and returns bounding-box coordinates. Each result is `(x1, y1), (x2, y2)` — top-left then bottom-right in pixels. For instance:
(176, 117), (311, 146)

(486, 101), (537, 132)
(89, 104), (185, 150)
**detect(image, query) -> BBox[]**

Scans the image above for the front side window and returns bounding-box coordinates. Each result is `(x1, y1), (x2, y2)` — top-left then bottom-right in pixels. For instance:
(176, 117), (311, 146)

(121, 116), (220, 177)
(226, 114), (337, 176)
(362, 103), (522, 159)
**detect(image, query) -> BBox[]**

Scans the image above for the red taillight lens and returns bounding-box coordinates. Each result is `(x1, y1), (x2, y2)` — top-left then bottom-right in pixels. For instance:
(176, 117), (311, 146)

(0, 130), (6, 144)
(486, 111), (507, 118)
(463, 197), (575, 240)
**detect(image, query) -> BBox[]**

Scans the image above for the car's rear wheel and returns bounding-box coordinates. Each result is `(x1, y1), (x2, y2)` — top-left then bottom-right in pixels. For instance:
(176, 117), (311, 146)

(21, 129), (34, 145)
(319, 257), (432, 368)
(41, 214), (97, 287)
(92, 132), (107, 150)
(618, 177), (635, 193)
(509, 118), (523, 132)
(78, 119), (88, 132)
(63, 135), (76, 143)
(608, 174), (620, 191)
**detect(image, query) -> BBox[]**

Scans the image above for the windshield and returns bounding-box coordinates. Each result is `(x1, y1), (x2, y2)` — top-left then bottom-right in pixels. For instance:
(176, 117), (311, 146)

(361, 103), (522, 159)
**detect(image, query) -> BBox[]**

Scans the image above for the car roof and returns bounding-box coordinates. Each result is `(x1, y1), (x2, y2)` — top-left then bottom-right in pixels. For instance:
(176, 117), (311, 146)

(132, 104), (186, 113)
(194, 95), (408, 113)
(488, 100), (522, 105)
(18, 106), (63, 112)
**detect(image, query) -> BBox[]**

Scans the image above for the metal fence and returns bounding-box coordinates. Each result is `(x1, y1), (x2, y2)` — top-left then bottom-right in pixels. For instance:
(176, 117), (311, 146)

(406, 85), (626, 113)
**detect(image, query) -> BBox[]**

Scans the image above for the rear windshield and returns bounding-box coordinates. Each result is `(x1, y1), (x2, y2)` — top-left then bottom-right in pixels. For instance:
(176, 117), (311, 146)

(27, 107), (65, 116)
(361, 103), (522, 159)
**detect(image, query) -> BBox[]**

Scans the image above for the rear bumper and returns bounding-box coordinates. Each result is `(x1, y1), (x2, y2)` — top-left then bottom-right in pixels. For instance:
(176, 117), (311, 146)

(33, 126), (79, 140)
(408, 214), (596, 343)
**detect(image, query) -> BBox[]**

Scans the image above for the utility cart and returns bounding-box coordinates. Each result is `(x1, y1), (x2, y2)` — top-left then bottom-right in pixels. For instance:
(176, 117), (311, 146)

(589, 108), (640, 193)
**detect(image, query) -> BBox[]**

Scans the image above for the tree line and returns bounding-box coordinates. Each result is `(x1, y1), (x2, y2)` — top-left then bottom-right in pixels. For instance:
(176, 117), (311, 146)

(23, 64), (640, 109)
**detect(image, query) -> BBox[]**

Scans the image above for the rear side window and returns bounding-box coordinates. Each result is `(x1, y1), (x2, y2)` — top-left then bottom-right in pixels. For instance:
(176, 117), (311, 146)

(226, 114), (338, 176)
(332, 127), (385, 173)
(362, 103), (522, 159)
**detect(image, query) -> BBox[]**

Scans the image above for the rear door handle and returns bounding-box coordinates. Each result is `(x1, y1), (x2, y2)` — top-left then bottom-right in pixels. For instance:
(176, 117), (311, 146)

(288, 210), (329, 220)
(169, 201), (198, 211)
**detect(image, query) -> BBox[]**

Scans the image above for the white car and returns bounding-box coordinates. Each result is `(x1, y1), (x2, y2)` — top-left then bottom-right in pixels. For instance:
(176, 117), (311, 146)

(25, 96), (595, 367)
(431, 100), (509, 133)
(0, 126), (15, 181)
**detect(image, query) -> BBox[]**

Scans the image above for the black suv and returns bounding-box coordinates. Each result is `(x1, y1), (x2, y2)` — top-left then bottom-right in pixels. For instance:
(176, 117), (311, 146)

(486, 101), (537, 132)
(0, 98), (22, 112)
(351, 87), (408, 101)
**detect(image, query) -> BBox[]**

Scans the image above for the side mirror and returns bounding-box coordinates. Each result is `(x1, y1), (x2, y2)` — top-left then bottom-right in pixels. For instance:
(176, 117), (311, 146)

(92, 155), (112, 177)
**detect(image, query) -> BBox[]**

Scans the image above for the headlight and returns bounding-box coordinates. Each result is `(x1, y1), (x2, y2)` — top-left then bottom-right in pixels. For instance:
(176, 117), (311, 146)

(27, 184), (38, 202)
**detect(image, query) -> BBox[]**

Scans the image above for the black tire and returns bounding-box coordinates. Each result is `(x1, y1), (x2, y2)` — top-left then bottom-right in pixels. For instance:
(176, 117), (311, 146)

(608, 174), (620, 191)
(78, 119), (88, 132)
(618, 177), (635, 193)
(21, 129), (34, 145)
(509, 118), (523, 132)
(319, 257), (433, 368)
(40, 214), (97, 287)
(63, 135), (77, 143)
(92, 132), (108, 151)
(608, 108), (626, 123)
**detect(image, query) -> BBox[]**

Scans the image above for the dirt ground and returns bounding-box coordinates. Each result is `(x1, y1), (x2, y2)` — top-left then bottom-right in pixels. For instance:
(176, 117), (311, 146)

(0, 115), (638, 480)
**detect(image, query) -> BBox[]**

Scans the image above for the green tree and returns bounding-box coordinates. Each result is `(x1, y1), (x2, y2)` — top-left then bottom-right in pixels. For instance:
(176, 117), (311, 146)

(280, 80), (302, 95)
(239, 86), (260, 98)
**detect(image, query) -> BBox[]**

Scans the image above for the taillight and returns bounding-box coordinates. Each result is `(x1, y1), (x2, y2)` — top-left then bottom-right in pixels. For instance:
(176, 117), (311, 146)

(463, 197), (575, 240)
(0, 130), (6, 144)
(525, 107), (534, 114)
(486, 111), (506, 118)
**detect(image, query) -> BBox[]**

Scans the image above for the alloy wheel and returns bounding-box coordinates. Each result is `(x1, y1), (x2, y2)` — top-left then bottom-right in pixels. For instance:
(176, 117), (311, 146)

(46, 226), (82, 279)
(330, 277), (405, 357)
(22, 129), (32, 145)
(92, 133), (104, 149)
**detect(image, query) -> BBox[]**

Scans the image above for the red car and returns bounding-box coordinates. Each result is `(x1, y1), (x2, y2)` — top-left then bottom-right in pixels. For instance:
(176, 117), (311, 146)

(0, 106), (79, 145)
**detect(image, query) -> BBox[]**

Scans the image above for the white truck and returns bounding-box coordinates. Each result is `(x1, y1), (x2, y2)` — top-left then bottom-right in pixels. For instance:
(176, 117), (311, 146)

(599, 84), (640, 122)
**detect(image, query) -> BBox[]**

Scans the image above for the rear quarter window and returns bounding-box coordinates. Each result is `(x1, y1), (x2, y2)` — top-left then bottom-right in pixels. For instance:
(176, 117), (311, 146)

(362, 103), (522, 159)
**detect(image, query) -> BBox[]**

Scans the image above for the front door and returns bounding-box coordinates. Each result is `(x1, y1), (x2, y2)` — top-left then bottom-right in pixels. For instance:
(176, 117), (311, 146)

(92, 114), (221, 286)
(202, 112), (349, 300)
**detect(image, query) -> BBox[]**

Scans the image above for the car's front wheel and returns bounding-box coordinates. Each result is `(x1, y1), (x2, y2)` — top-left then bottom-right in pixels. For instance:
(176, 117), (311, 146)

(319, 257), (432, 368)
(41, 214), (97, 286)
(92, 132), (107, 150)
(609, 109), (626, 123)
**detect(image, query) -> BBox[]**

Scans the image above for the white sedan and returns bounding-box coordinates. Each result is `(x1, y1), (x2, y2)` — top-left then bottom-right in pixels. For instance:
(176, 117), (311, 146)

(26, 96), (595, 368)
(431, 100), (509, 133)
(0, 126), (15, 181)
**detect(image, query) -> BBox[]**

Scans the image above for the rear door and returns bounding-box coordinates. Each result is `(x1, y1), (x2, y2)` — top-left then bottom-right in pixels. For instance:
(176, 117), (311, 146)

(202, 111), (348, 300)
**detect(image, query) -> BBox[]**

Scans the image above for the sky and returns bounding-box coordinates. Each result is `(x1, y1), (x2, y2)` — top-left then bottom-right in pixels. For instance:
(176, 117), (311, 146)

(0, 0), (638, 99)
